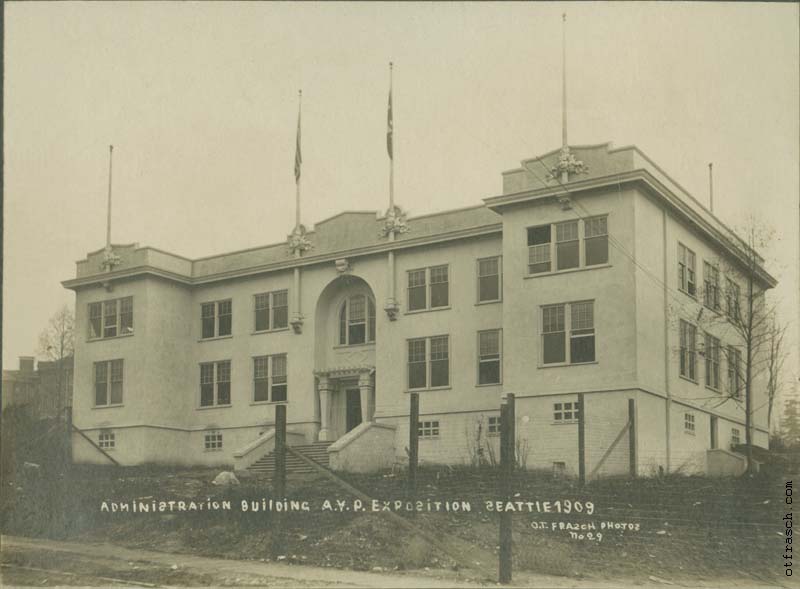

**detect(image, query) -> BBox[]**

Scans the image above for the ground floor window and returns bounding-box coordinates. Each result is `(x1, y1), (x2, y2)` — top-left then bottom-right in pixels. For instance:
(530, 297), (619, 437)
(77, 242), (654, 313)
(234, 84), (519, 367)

(204, 431), (223, 451)
(417, 420), (440, 438)
(253, 354), (288, 402)
(200, 360), (231, 407)
(554, 401), (580, 423)
(94, 359), (123, 407)
(98, 430), (115, 449)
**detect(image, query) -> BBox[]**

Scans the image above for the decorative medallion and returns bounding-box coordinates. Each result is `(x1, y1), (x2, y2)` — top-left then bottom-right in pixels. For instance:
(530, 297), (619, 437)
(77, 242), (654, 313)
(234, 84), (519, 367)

(100, 245), (121, 272)
(380, 205), (410, 238)
(547, 146), (588, 182)
(384, 299), (400, 321)
(290, 313), (304, 334)
(287, 224), (313, 255)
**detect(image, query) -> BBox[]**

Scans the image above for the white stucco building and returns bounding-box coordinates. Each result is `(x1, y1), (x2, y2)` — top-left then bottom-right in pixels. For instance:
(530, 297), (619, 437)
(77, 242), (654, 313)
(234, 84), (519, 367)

(63, 142), (776, 477)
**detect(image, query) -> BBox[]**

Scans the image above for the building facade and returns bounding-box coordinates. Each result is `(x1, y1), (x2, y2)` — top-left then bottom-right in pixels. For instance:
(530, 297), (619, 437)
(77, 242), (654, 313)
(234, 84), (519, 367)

(63, 143), (775, 477)
(2, 356), (74, 420)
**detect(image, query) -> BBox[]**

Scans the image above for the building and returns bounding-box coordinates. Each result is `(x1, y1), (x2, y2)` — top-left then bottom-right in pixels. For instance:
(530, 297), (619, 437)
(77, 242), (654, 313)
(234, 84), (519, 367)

(2, 355), (74, 420)
(63, 142), (776, 477)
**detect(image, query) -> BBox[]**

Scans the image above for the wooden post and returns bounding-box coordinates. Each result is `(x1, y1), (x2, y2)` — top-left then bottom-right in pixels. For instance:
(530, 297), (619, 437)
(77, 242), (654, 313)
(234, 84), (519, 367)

(628, 398), (637, 478)
(577, 393), (586, 486)
(498, 393), (515, 584)
(408, 393), (419, 499)
(272, 404), (287, 558)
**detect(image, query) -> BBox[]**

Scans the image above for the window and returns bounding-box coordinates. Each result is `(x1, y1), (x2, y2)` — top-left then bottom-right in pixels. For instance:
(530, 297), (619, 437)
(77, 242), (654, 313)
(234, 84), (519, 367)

(204, 431), (223, 451)
(253, 354), (288, 403)
(407, 335), (449, 390)
(478, 330), (501, 385)
(417, 420), (440, 438)
(541, 301), (595, 365)
(527, 225), (552, 274)
(731, 428), (741, 446)
(684, 413), (695, 434)
(554, 401), (580, 423)
(88, 297), (133, 339)
(487, 416), (500, 435)
(407, 266), (449, 311)
(254, 290), (289, 332)
(201, 300), (232, 339)
(338, 295), (376, 345)
(584, 216), (609, 266)
(477, 257), (501, 302)
(528, 216), (609, 275)
(679, 320), (697, 381)
(555, 221), (579, 270)
(727, 345), (742, 399)
(678, 243), (697, 297)
(98, 431), (115, 449)
(725, 278), (741, 321)
(94, 359), (123, 406)
(199, 360), (231, 407)
(704, 333), (721, 390)
(703, 262), (720, 310)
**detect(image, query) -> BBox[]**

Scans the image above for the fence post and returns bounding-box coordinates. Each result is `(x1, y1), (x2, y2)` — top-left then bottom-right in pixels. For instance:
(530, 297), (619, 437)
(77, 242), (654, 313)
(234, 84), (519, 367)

(408, 393), (419, 501)
(271, 404), (287, 559)
(628, 398), (637, 478)
(499, 393), (515, 584)
(578, 393), (586, 486)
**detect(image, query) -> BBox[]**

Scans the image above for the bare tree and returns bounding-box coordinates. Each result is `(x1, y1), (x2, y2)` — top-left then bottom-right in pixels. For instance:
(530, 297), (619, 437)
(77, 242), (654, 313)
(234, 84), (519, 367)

(37, 305), (75, 415)
(765, 317), (788, 432)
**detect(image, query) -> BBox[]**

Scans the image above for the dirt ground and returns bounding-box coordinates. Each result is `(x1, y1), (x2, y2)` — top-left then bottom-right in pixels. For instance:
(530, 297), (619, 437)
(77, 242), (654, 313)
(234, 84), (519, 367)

(0, 463), (792, 587)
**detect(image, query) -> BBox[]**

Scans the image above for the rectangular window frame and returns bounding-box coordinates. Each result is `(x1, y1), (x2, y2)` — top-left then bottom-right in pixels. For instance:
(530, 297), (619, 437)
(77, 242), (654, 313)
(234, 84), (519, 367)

(204, 431), (223, 451)
(253, 290), (290, 333)
(725, 277), (741, 322)
(417, 420), (440, 438)
(477, 329), (502, 386)
(527, 215), (609, 276)
(93, 359), (124, 408)
(731, 428), (741, 447)
(252, 354), (288, 404)
(487, 416), (500, 436)
(407, 335), (450, 391)
(88, 296), (134, 340)
(200, 299), (233, 340)
(198, 360), (232, 408)
(704, 333), (721, 391)
(703, 261), (721, 311)
(727, 345), (742, 399)
(678, 243), (697, 298)
(540, 301), (596, 367)
(476, 256), (502, 303)
(553, 401), (581, 424)
(679, 320), (698, 382)
(98, 430), (115, 449)
(684, 412), (695, 434)
(406, 265), (450, 313)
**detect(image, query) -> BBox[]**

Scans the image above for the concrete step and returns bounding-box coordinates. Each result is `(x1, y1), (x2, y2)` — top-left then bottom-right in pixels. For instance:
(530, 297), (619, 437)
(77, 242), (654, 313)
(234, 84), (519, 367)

(247, 442), (333, 476)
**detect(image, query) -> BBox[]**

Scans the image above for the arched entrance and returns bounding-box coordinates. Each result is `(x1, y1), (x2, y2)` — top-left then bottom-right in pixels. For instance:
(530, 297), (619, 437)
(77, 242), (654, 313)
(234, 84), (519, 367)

(313, 275), (376, 442)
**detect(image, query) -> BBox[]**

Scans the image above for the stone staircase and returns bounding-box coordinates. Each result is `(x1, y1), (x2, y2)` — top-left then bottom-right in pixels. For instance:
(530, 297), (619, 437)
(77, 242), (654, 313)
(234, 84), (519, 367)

(247, 442), (332, 476)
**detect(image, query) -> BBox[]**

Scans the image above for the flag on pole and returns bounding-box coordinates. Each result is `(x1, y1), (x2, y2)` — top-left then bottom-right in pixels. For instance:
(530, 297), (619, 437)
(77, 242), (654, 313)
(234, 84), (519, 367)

(294, 96), (302, 183)
(386, 83), (393, 160)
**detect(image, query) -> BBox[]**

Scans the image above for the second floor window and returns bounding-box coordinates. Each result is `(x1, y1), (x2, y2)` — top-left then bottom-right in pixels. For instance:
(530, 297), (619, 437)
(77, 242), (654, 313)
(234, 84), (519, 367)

(407, 266), (449, 311)
(679, 320), (697, 381)
(339, 295), (376, 345)
(253, 354), (288, 402)
(254, 291), (288, 332)
(727, 345), (742, 399)
(200, 360), (231, 407)
(704, 262), (720, 310)
(478, 329), (501, 385)
(704, 333), (721, 390)
(678, 243), (696, 297)
(408, 335), (449, 390)
(202, 300), (232, 339)
(94, 359), (123, 407)
(541, 301), (595, 365)
(477, 257), (501, 302)
(89, 297), (133, 339)
(725, 278), (741, 321)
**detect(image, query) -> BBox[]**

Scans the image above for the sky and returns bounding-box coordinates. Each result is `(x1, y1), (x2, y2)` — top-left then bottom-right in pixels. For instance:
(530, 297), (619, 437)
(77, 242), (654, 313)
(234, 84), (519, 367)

(4, 2), (799, 412)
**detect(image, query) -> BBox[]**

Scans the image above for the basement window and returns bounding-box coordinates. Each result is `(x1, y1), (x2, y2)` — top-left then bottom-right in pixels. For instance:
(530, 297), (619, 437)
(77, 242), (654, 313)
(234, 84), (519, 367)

(98, 430), (115, 449)
(684, 413), (695, 434)
(417, 420), (440, 438)
(204, 431), (223, 451)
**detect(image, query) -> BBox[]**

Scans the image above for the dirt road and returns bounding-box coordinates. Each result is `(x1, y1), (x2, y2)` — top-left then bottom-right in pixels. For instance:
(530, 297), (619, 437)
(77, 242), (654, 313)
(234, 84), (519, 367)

(0, 535), (786, 588)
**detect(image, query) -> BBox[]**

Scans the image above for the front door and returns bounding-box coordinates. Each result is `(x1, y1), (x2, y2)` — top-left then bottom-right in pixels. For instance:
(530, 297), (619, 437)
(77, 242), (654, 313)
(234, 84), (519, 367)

(345, 389), (362, 433)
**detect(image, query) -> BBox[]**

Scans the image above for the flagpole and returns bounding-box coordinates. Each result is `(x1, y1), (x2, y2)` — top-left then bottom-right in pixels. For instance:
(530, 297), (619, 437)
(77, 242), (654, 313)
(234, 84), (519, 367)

(388, 62), (394, 211)
(295, 90), (302, 231)
(561, 13), (567, 150)
(106, 145), (114, 247)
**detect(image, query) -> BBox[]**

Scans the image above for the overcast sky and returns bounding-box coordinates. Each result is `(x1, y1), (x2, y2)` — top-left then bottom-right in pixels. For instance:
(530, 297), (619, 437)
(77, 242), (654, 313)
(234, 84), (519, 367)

(4, 2), (799, 406)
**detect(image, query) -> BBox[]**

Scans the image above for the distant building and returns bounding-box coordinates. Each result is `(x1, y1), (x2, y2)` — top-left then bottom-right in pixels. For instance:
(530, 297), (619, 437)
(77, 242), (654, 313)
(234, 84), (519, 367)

(2, 355), (73, 420)
(63, 142), (776, 477)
